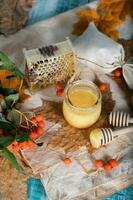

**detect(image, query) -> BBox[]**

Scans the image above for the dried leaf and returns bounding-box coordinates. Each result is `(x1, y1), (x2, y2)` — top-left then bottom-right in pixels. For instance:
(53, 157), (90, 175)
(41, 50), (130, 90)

(0, 136), (14, 149)
(0, 120), (15, 131)
(73, 0), (133, 40)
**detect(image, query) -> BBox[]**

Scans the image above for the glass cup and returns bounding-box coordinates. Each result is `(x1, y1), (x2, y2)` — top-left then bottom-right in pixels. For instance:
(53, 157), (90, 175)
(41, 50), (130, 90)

(63, 80), (102, 128)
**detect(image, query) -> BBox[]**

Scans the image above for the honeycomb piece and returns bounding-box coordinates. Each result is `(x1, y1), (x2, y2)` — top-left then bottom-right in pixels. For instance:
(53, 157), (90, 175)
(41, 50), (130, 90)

(23, 38), (76, 90)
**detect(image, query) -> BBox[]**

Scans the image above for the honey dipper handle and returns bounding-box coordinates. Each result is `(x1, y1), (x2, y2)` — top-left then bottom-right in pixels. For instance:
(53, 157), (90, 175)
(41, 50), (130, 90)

(113, 127), (133, 137)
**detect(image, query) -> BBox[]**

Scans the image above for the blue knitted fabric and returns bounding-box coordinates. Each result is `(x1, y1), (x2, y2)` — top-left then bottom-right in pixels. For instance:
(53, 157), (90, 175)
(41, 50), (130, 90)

(103, 185), (133, 200)
(27, 0), (89, 25)
(27, 178), (48, 200)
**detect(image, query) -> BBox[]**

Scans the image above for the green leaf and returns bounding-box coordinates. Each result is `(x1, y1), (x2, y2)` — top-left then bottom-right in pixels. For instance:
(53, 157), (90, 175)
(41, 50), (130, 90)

(16, 132), (29, 143)
(0, 136), (14, 148)
(0, 51), (14, 67)
(0, 85), (17, 97)
(0, 99), (11, 113)
(7, 109), (20, 126)
(1, 148), (25, 173)
(0, 51), (24, 80)
(0, 99), (6, 111)
(5, 93), (19, 103)
(0, 120), (14, 131)
(0, 114), (2, 120)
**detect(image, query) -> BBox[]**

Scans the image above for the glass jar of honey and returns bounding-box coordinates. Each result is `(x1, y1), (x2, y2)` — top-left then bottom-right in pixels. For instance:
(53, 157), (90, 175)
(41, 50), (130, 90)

(63, 80), (102, 128)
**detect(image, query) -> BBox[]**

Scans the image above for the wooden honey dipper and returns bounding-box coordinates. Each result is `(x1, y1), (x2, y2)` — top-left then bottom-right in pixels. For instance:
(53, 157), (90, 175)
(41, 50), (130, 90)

(109, 111), (133, 127)
(89, 127), (133, 149)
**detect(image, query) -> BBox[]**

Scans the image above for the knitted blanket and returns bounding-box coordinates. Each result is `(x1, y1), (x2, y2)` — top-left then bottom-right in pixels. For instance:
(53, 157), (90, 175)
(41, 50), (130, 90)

(0, 0), (35, 36)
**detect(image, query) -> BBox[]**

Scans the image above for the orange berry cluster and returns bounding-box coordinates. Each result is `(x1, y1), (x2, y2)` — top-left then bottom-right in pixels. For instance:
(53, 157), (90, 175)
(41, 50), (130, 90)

(7, 114), (45, 152)
(8, 140), (35, 152)
(30, 114), (45, 140)
(55, 83), (64, 97)
(95, 159), (119, 171)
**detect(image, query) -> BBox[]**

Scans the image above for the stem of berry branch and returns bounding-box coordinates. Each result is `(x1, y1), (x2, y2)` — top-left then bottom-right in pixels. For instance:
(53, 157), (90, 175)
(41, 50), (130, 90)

(18, 79), (23, 91)
(19, 112), (23, 125)
(13, 109), (36, 126)
(13, 109), (29, 126)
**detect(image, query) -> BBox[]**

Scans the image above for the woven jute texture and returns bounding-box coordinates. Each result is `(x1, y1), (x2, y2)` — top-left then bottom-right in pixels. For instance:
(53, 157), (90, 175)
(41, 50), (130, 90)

(0, 154), (32, 200)
(0, 39), (132, 200)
